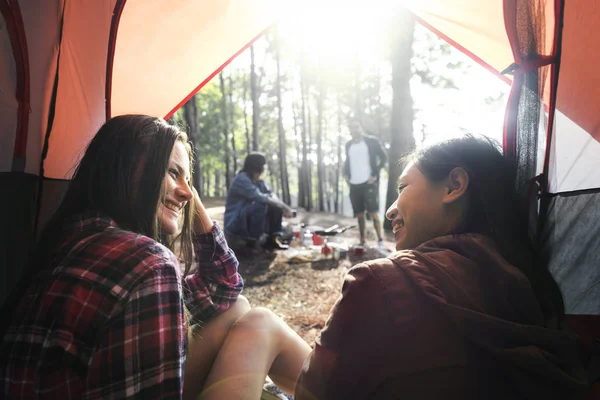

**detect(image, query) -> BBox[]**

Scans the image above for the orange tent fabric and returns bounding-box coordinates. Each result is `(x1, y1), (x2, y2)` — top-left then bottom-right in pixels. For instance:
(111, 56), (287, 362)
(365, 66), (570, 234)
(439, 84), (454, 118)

(1, 0), (279, 179)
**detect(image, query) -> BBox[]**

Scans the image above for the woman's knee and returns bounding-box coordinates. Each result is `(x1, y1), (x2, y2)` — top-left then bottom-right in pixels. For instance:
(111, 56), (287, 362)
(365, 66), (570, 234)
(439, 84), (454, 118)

(230, 295), (251, 315)
(230, 307), (283, 336)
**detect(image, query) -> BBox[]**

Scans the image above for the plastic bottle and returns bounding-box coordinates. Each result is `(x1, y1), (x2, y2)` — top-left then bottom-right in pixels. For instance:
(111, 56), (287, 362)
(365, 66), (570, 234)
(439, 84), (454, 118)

(302, 229), (313, 248)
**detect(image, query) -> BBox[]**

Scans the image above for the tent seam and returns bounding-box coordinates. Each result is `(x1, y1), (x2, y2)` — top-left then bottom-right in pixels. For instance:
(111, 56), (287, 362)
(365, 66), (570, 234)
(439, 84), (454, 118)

(34, 0), (67, 234)
(163, 24), (275, 120)
(105, 0), (127, 120)
(1, 0), (30, 171)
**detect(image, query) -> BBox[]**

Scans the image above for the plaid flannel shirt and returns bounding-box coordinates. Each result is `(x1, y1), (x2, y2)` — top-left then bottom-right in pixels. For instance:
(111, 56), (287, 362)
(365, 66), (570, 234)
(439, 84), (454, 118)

(1, 211), (243, 399)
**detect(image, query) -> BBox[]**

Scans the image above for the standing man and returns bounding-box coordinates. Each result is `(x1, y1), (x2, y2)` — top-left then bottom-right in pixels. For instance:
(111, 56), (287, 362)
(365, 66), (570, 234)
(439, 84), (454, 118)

(343, 118), (387, 248)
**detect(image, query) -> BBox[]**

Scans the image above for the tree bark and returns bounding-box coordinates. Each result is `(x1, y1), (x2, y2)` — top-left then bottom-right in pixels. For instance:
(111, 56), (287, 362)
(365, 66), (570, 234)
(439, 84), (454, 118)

(299, 70), (310, 210)
(316, 80), (325, 211)
(182, 95), (203, 196)
(219, 72), (232, 189)
(250, 45), (260, 151)
(306, 88), (313, 211)
(385, 10), (416, 230)
(274, 32), (290, 205)
(214, 169), (221, 197)
(335, 95), (343, 214)
(292, 99), (304, 209)
(228, 72), (238, 173)
(204, 168), (211, 198)
(242, 70), (251, 156)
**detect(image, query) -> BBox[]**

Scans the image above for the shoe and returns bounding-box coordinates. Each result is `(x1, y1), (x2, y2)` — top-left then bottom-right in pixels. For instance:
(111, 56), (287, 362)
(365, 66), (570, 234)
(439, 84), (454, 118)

(378, 239), (385, 249)
(263, 236), (289, 250)
(359, 238), (366, 247)
(278, 232), (294, 244)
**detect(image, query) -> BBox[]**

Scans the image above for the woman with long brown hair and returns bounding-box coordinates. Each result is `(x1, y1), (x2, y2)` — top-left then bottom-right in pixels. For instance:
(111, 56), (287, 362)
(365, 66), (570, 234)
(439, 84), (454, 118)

(1, 115), (310, 399)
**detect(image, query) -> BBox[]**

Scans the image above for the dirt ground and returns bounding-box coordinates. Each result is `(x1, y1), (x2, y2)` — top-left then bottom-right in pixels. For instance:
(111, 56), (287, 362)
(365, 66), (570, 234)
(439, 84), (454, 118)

(203, 197), (395, 346)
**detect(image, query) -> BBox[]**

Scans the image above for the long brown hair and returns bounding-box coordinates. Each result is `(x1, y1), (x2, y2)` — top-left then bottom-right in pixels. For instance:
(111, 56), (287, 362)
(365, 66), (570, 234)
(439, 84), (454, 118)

(0, 115), (197, 338)
(35, 114), (195, 274)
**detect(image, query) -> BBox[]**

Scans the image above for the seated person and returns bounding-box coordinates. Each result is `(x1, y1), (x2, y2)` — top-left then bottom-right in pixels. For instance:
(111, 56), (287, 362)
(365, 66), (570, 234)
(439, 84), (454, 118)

(224, 152), (294, 249)
(295, 135), (587, 400)
(0, 115), (310, 400)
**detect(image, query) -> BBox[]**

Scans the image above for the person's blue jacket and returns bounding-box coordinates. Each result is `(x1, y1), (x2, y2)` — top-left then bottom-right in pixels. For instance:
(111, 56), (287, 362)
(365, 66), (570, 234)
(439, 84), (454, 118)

(224, 172), (271, 234)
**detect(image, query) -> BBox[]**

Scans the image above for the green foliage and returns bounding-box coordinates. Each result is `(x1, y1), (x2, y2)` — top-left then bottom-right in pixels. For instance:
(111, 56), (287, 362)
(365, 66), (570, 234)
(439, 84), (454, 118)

(171, 17), (506, 210)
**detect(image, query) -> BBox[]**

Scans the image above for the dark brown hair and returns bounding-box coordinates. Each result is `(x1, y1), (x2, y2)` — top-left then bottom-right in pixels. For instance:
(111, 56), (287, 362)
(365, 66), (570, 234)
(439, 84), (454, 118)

(408, 135), (565, 327)
(36, 114), (195, 273)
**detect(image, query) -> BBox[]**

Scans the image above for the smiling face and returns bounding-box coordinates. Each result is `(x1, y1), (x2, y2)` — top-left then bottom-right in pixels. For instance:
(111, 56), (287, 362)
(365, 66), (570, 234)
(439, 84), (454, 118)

(157, 140), (193, 235)
(386, 162), (469, 251)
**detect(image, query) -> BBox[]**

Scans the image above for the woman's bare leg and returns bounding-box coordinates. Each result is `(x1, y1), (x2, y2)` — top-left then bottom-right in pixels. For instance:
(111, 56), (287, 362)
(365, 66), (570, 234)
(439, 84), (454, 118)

(199, 307), (311, 400)
(183, 295), (251, 400)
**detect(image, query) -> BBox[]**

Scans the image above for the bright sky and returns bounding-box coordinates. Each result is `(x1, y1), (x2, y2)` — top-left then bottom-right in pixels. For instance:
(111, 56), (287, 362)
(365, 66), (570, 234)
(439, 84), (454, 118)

(227, 0), (510, 160)
(276, 0), (509, 148)
(242, 0), (512, 213)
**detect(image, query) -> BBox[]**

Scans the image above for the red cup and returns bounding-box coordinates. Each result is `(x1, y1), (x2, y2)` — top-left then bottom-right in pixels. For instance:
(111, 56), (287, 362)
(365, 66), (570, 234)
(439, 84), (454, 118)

(312, 233), (323, 245)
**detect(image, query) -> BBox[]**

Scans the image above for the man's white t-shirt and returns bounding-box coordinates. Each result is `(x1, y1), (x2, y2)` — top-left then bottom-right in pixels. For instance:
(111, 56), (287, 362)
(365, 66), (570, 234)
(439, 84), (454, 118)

(348, 140), (372, 184)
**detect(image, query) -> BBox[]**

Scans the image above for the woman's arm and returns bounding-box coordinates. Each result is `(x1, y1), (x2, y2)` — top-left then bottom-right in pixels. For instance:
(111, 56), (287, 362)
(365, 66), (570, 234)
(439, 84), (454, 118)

(184, 189), (244, 324)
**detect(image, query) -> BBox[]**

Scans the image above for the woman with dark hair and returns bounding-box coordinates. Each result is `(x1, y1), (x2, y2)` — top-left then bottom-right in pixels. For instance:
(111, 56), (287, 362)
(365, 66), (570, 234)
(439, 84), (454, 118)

(0, 115), (310, 399)
(225, 152), (294, 250)
(296, 135), (587, 399)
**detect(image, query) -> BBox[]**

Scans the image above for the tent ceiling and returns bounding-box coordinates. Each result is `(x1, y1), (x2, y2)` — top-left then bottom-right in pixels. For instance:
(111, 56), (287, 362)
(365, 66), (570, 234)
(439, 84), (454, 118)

(112, 0), (280, 120)
(409, 0), (513, 81)
(2, 0), (279, 179)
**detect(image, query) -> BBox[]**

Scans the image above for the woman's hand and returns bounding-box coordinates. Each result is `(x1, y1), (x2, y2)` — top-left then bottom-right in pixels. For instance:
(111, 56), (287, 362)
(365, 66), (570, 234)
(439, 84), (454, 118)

(283, 210), (294, 218)
(192, 187), (214, 234)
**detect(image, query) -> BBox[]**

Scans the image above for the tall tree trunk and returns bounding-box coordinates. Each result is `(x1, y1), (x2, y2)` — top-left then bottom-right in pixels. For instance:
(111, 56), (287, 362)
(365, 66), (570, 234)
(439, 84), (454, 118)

(385, 10), (416, 230)
(306, 89), (313, 211)
(219, 72), (232, 189)
(316, 81), (325, 211)
(182, 95), (203, 196)
(274, 32), (290, 205)
(335, 95), (343, 214)
(267, 159), (278, 195)
(205, 168), (211, 197)
(250, 45), (260, 151)
(375, 65), (384, 139)
(242, 71), (251, 156)
(299, 71), (310, 210)
(228, 72), (238, 173)
(292, 99), (304, 209)
(214, 170), (221, 197)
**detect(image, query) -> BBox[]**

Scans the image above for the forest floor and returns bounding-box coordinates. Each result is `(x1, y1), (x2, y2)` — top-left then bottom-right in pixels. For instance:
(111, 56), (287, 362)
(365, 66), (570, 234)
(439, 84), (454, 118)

(203, 197), (395, 347)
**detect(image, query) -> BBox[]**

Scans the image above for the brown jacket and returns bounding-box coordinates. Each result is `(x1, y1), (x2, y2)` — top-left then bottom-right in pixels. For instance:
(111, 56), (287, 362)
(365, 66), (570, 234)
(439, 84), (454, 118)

(296, 234), (587, 399)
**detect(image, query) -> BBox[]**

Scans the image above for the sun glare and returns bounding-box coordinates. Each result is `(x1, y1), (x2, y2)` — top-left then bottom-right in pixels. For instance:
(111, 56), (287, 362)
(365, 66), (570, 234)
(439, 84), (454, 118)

(279, 0), (401, 70)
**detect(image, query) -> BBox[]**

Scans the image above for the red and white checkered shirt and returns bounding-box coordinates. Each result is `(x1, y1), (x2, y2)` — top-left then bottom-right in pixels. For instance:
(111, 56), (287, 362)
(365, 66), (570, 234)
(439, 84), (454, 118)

(1, 211), (243, 399)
